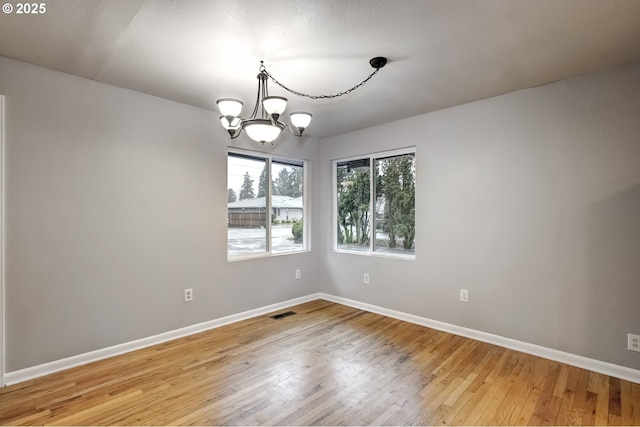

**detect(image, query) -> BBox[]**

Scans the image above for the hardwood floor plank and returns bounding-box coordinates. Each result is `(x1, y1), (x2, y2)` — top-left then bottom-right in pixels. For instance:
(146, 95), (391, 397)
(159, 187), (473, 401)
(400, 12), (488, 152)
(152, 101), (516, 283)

(592, 371), (612, 426)
(48, 389), (144, 426)
(609, 377), (622, 417)
(553, 364), (570, 398)
(443, 372), (478, 407)
(529, 363), (563, 425)
(429, 388), (472, 425)
(452, 381), (493, 424)
(632, 382), (640, 425)
(618, 379), (634, 425)
(475, 376), (517, 425)
(554, 365), (581, 426)
(0, 300), (637, 426)
(487, 371), (532, 425)
(514, 357), (553, 425)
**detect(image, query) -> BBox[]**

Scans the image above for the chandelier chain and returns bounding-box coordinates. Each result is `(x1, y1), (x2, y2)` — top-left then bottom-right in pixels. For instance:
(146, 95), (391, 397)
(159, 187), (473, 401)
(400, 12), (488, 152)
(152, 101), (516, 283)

(263, 67), (381, 100)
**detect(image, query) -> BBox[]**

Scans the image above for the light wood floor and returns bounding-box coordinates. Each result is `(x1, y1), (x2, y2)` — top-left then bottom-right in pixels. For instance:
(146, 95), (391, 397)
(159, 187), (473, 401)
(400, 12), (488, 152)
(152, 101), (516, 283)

(1, 300), (639, 425)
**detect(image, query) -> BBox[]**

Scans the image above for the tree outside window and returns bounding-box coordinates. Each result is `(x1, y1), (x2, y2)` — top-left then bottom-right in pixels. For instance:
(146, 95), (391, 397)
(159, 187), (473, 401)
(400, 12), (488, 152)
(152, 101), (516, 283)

(335, 149), (415, 257)
(336, 160), (371, 251)
(375, 154), (415, 253)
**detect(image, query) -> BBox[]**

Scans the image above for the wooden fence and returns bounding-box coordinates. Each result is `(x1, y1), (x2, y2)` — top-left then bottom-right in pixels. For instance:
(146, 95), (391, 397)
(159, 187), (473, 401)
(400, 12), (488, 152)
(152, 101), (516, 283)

(228, 211), (267, 228)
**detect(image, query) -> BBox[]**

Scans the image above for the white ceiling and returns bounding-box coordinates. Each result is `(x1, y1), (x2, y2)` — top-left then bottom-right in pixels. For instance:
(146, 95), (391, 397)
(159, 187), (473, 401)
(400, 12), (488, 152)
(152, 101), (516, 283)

(2, 0), (640, 138)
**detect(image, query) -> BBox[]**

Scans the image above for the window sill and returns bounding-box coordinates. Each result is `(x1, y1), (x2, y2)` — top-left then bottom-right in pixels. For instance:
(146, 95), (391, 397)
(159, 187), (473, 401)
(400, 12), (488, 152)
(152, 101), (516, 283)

(332, 249), (415, 261)
(227, 248), (310, 262)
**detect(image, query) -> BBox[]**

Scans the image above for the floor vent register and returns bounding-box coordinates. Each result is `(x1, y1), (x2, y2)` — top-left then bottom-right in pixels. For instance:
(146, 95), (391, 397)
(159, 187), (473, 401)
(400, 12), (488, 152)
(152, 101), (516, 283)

(270, 311), (297, 320)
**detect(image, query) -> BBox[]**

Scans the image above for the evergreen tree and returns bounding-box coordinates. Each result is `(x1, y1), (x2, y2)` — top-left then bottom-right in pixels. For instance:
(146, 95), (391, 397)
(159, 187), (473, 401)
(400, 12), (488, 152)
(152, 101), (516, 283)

(273, 168), (291, 196)
(336, 167), (370, 246)
(379, 156), (415, 249)
(257, 165), (268, 197)
(289, 167), (303, 197)
(227, 188), (237, 203)
(336, 165), (349, 244)
(380, 158), (401, 247)
(397, 156), (416, 249)
(238, 172), (255, 200)
(352, 170), (371, 245)
(272, 166), (303, 197)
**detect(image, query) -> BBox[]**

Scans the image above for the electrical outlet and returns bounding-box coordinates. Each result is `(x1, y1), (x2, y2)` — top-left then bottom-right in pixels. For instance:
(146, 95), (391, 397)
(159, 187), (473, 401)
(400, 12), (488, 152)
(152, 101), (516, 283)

(629, 333), (640, 352)
(363, 273), (370, 284)
(184, 288), (193, 302)
(295, 269), (301, 280)
(459, 289), (469, 303)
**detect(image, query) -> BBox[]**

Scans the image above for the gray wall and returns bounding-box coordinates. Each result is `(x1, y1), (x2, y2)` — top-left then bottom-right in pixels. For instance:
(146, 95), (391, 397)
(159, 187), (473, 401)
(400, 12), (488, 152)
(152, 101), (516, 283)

(317, 62), (640, 370)
(0, 56), (320, 371)
(1, 55), (639, 374)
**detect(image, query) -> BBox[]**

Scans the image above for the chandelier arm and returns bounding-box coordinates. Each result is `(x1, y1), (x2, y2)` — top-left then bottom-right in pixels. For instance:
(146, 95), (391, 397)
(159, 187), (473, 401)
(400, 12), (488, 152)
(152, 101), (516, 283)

(261, 74), (268, 119)
(282, 122), (301, 137)
(249, 75), (262, 119)
(264, 67), (380, 100)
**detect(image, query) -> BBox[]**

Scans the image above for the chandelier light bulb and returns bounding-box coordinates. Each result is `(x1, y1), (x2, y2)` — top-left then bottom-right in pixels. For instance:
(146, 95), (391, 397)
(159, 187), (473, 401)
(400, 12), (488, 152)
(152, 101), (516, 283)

(290, 112), (313, 134)
(216, 98), (243, 118)
(244, 119), (284, 144)
(262, 96), (288, 120)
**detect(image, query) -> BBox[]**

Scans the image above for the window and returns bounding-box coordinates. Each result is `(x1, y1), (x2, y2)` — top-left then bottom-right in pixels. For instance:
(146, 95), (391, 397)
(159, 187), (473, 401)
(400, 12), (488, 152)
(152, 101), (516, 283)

(334, 148), (415, 258)
(227, 150), (307, 259)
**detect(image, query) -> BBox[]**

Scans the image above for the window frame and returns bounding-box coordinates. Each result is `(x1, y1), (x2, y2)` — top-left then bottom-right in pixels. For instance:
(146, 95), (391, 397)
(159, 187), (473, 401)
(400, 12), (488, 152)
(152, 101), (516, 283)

(227, 148), (310, 261)
(332, 147), (416, 260)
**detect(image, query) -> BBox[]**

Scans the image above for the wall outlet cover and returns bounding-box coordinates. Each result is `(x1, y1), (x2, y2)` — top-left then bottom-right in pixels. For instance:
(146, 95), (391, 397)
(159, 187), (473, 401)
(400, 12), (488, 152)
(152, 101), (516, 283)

(629, 333), (640, 352)
(459, 289), (469, 303)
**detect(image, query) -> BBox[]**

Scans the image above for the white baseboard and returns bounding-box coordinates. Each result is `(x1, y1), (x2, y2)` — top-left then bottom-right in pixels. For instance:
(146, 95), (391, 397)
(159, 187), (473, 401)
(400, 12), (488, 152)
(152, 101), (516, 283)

(5, 291), (639, 386)
(319, 293), (640, 384)
(4, 293), (321, 386)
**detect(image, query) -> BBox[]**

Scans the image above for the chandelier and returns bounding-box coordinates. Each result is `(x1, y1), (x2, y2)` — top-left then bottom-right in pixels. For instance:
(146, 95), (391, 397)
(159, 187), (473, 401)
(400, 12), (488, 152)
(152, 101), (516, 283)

(217, 57), (388, 145)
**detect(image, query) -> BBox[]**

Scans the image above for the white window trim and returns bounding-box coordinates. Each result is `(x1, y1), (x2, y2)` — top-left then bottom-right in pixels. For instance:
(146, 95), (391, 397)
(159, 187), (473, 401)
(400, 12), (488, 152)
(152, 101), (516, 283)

(332, 146), (416, 260)
(227, 148), (310, 261)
